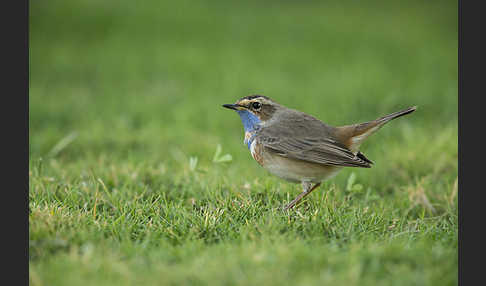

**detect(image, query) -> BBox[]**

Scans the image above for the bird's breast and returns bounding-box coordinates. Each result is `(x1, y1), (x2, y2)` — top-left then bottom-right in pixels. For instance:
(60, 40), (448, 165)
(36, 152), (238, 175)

(244, 131), (253, 145)
(256, 146), (343, 183)
(249, 139), (265, 166)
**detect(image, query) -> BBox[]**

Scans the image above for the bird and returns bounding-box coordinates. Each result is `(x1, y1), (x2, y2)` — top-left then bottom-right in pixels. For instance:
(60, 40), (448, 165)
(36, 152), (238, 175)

(222, 95), (416, 210)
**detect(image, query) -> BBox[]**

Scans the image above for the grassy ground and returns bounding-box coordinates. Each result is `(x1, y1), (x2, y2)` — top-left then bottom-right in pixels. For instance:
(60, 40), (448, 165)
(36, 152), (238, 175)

(29, 0), (457, 285)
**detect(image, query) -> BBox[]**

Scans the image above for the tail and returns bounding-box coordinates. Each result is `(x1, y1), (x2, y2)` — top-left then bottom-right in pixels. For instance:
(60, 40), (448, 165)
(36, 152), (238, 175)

(336, 106), (417, 153)
(374, 106), (417, 124)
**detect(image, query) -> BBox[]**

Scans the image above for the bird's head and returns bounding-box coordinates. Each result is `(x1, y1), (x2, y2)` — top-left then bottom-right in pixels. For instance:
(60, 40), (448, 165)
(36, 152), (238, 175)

(222, 95), (280, 133)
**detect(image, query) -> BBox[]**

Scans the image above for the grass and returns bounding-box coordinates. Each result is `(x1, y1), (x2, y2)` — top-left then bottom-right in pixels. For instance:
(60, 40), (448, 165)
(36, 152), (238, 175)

(29, 0), (458, 285)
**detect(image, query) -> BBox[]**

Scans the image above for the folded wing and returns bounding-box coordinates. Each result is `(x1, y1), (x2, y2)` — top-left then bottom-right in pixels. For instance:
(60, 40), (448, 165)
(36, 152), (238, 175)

(257, 132), (372, 168)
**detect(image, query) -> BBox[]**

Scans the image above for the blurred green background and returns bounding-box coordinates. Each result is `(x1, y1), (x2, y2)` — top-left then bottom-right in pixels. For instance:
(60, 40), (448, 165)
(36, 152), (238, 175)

(30, 0), (457, 285)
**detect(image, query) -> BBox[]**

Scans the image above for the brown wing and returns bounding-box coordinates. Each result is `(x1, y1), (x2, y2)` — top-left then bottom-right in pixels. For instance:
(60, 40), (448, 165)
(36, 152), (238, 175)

(255, 110), (372, 168)
(258, 135), (372, 168)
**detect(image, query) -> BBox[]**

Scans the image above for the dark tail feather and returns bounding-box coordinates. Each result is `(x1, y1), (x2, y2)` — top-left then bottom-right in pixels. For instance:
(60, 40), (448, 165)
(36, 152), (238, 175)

(357, 151), (374, 165)
(377, 106), (417, 124)
(337, 106), (417, 152)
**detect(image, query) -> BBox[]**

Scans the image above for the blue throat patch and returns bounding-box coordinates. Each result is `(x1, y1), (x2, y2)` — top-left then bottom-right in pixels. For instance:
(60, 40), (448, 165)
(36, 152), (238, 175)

(236, 110), (261, 149)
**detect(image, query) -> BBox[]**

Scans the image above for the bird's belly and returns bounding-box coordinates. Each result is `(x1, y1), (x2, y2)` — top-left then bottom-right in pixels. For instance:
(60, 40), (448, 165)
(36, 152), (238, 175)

(252, 143), (342, 183)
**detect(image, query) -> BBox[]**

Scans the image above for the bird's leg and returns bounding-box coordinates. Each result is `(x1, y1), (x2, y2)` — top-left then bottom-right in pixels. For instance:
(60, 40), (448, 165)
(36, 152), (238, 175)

(283, 182), (322, 210)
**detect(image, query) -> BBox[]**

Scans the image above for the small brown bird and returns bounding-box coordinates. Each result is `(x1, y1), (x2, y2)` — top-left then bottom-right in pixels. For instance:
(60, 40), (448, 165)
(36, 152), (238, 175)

(223, 95), (416, 210)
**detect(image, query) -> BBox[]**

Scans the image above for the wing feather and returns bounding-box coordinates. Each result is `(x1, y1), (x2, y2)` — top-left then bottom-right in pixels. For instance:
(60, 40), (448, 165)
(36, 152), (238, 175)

(256, 111), (372, 168)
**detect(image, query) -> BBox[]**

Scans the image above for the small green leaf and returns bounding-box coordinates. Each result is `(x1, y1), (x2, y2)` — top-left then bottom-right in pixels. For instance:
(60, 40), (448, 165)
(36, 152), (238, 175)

(213, 144), (233, 163)
(189, 157), (198, 171)
(213, 144), (222, 162)
(346, 172), (356, 191)
(215, 154), (232, 163)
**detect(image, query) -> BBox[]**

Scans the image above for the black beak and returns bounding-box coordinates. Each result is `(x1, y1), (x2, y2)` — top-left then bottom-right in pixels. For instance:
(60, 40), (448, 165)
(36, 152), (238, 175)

(222, 104), (240, 110)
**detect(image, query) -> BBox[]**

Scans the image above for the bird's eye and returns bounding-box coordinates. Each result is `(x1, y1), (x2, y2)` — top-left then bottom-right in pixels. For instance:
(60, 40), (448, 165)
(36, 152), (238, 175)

(252, 102), (261, 110)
